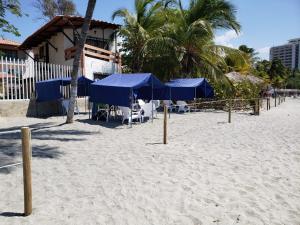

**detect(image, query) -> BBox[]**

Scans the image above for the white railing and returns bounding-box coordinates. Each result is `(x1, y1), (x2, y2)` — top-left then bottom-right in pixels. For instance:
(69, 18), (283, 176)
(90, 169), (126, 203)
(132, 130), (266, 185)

(0, 57), (73, 100)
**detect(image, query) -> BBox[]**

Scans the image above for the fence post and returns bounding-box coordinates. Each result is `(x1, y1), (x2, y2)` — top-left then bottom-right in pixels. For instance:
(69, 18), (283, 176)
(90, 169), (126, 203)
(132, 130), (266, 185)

(275, 94), (277, 107)
(21, 127), (32, 216)
(257, 99), (260, 115)
(228, 99), (232, 123)
(163, 105), (167, 144)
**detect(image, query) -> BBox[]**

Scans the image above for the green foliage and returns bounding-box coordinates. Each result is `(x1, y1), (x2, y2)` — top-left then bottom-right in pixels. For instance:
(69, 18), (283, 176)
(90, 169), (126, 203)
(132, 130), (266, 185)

(233, 81), (261, 99)
(209, 78), (233, 99)
(209, 77), (261, 100)
(113, 0), (243, 81)
(238, 44), (259, 66)
(34, 0), (78, 21)
(268, 58), (290, 87)
(0, 0), (25, 36)
(253, 59), (291, 88)
(286, 69), (300, 89)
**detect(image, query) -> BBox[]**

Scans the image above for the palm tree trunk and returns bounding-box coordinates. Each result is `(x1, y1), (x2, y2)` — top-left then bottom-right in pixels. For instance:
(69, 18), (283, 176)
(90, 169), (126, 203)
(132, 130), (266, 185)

(66, 0), (97, 123)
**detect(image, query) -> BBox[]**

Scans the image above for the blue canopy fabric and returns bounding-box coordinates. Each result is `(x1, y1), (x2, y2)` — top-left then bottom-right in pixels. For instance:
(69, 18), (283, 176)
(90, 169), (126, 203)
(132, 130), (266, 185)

(35, 76), (93, 102)
(77, 76), (94, 96)
(35, 79), (62, 102)
(165, 78), (214, 100)
(89, 73), (165, 107)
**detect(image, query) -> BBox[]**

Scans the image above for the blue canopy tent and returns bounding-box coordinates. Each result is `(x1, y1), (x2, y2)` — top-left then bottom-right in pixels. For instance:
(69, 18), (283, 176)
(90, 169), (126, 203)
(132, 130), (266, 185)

(35, 76), (93, 102)
(89, 73), (166, 124)
(35, 76), (93, 116)
(90, 73), (165, 106)
(165, 78), (214, 100)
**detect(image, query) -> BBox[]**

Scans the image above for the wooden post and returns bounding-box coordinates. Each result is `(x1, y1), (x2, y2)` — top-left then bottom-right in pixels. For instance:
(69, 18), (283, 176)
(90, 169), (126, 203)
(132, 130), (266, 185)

(278, 96), (281, 105)
(21, 127), (32, 216)
(257, 99), (260, 115)
(228, 99), (232, 123)
(275, 94), (277, 107)
(163, 105), (167, 144)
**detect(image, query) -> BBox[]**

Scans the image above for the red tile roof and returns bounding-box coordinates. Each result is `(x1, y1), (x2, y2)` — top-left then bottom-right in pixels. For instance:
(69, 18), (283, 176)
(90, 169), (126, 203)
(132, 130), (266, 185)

(0, 39), (20, 47)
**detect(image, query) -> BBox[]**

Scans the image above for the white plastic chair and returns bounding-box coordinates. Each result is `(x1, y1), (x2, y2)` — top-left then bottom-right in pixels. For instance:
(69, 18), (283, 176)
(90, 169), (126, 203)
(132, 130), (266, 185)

(176, 101), (190, 113)
(119, 106), (143, 124)
(62, 99), (79, 115)
(138, 99), (145, 106)
(163, 100), (175, 112)
(140, 102), (154, 119)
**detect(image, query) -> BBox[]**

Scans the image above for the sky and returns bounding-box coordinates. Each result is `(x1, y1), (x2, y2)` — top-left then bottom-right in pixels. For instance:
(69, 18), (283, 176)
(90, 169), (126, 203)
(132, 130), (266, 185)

(3, 0), (300, 60)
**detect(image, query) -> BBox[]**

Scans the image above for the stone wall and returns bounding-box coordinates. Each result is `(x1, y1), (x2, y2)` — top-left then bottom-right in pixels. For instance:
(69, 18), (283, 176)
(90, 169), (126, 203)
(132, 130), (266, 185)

(0, 98), (89, 117)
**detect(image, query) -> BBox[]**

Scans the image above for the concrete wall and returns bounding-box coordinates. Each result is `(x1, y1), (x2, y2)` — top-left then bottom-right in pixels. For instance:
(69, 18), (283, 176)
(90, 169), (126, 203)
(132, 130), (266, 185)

(84, 56), (119, 80)
(0, 98), (88, 117)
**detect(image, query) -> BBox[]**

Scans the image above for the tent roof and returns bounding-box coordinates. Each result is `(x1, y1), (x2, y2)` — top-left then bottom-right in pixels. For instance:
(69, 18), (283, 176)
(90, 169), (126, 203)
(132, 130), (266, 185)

(35, 76), (93, 102)
(164, 78), (214, 100)
(90, 73), (165, 107)
(166, 78), (206, 88)
(92, 73), (165, 89)
(36, 76), (92, 85)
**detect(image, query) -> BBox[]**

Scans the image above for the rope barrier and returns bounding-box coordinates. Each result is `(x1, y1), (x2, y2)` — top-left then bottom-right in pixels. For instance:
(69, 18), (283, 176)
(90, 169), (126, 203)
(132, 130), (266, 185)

(0, 162), (23, 170)
(165, 97), (284, 114)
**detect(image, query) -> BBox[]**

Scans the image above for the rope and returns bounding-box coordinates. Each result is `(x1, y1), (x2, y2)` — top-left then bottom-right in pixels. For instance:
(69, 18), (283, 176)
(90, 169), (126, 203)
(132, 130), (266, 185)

(0, 162), (22, 170)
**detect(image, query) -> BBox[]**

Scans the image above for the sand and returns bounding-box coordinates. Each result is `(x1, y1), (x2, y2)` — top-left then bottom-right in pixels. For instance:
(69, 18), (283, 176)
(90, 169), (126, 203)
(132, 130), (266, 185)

(0, 98), (300, 225)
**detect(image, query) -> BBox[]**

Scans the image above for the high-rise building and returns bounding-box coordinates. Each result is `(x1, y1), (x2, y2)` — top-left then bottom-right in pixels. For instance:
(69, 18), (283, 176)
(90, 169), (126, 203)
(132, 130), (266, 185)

(269, 38), (300, 70)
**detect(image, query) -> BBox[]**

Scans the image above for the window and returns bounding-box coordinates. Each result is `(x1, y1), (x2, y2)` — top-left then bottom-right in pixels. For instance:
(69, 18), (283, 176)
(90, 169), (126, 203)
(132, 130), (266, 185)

(74, 33), (110, 50)
(39, 46), (45, 59)
(2, 49), (18, 59)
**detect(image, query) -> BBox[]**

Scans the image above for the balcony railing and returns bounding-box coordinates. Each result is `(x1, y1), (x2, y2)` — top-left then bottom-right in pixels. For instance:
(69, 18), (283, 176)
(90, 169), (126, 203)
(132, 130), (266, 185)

(64, 44), (121, 64)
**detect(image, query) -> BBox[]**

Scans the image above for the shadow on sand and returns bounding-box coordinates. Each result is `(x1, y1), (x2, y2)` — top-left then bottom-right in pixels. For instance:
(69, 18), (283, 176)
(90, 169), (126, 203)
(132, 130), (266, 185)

(0, 122), (93, 174)
(0, 212), (24, 217)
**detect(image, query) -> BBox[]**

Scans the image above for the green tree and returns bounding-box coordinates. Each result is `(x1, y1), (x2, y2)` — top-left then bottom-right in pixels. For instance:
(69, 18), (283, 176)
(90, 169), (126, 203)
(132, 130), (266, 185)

(114, 0), (243, 82)
(34, 0), (78, 21)
(238, 45), (259, 65)
(252, 59), (271, 81)
(286, 69), (300, 89)
(112, 0), (166, 73)
(0, 0), (25, 36)
(269, 58), (289, 87)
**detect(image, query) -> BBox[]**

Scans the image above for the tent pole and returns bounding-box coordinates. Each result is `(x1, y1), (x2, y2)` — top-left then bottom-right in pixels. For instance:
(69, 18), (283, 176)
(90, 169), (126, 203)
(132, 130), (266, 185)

(88, 102), (91, 119)
(194, 87), (196, 112)
(169, 87), (171, 118)
(85, 84), (87, 113)
(130, 89), (133, 128)
(151, 76), (154, 122)
(205, 79), (206, 98)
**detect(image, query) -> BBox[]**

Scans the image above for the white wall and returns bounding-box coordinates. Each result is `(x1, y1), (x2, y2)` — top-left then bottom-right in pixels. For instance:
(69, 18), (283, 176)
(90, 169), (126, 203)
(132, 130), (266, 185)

(84, 56), (119, 80)
(31, 27), (119, 77)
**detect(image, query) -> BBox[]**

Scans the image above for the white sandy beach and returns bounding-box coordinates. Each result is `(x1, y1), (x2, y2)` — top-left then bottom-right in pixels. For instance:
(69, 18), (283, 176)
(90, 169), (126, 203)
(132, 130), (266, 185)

(0, 98), (300, 225)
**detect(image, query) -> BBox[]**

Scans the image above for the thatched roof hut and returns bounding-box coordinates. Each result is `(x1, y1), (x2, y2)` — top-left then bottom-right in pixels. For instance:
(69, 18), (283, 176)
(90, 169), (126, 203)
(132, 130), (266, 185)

(225, 72), (264, 84)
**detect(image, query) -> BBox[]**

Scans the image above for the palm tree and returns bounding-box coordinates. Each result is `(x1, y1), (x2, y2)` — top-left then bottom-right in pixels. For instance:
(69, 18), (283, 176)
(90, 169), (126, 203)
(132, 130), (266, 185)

(112, 0), (167, 72)
(147, 0), (243, 80)
(66, 0), (96, 123)
(114, 0), (245, 83)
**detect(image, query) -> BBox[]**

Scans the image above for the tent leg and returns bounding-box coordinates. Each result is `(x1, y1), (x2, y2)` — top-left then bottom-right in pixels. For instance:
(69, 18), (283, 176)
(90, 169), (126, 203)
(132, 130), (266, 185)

(151, 101), (154, 123)
(85, 96), (87, 113)
(130, 107), (132, 128)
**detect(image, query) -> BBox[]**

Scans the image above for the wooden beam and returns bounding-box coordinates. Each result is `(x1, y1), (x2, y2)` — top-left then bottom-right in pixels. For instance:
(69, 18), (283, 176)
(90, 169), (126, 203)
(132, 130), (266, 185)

(46, 40), (58, 52)
(62, 30), (75, 45)
(22, 50), (36, 61)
